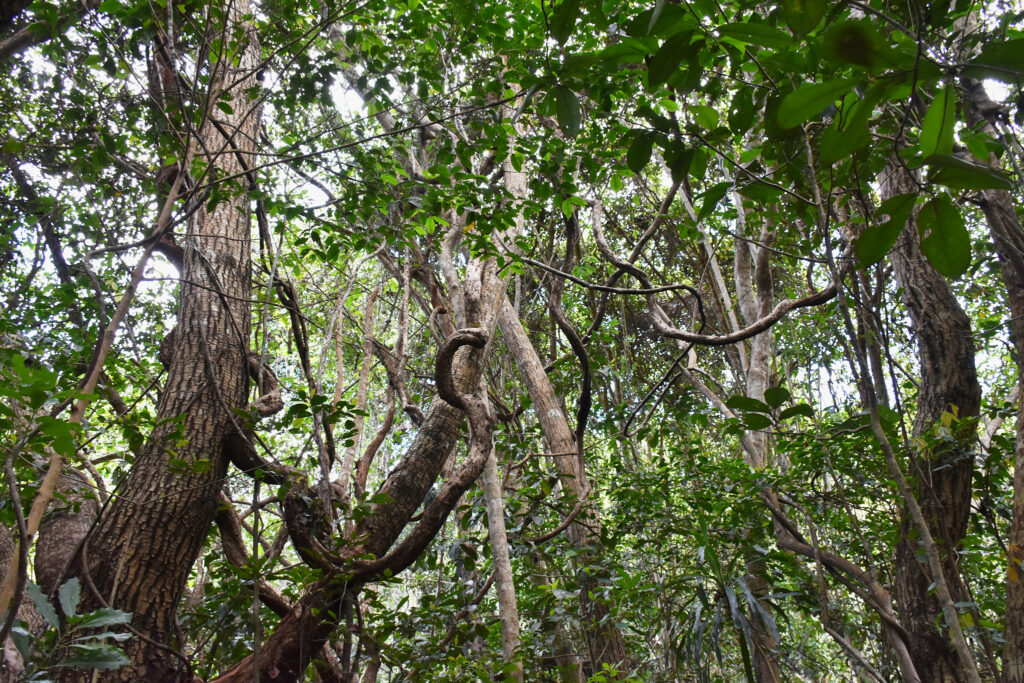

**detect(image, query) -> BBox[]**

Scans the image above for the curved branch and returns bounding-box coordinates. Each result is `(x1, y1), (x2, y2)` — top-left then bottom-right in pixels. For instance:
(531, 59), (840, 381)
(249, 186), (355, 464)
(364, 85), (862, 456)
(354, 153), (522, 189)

(548, 211), (590, 468)
(348, 329), (492, 581)
(592, 211), (836, 347)
(435, 328), (487, 412)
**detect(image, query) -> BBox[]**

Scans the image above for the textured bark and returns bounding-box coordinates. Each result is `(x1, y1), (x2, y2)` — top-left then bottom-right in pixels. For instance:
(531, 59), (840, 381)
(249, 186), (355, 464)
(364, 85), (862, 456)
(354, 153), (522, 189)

(35, 469), (98, 595)
(962, 81), (1024, 681)
(497, 296), (629, 674)
(883, 161), (982, 683)
(59, 6), (261, 679)
(979, 186), (1024, 683)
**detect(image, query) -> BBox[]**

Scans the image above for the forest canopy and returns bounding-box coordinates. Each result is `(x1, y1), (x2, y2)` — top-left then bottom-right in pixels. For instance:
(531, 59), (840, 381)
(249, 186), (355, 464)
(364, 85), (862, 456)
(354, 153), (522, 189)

(0, 0), (1023, 680)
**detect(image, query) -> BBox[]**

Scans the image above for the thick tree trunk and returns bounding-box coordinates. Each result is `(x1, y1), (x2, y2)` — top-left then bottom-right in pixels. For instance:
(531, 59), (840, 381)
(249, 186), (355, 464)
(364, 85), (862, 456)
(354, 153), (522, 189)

(883, 160), (982, 683)
(60, 6), (261, 679)
(962, 81), (1024, 681)
(497, 296), (629, 675)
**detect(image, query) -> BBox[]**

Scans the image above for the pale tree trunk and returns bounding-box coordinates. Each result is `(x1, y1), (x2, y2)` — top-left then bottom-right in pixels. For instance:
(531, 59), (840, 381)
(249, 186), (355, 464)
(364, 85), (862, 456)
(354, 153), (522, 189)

(882, 160), (982, 683)
(480, 407), (522, 681)
(963, 79), (1024, 681)
(497, 296), (629, 676)
(60, 3), (262, 678)
(732, 215), (783, 683)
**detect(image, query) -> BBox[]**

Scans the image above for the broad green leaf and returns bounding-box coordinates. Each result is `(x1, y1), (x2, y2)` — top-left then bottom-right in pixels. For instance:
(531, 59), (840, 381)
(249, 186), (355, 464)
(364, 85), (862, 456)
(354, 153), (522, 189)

(59, 577), (81, 617)
(599, 37), (657, 64)
(718, 23), (791, 50)
(691, 104), (718, 129)
(925, 154), (1014, 190)
(736, 180), (783, 201)
(698, 181), (732, 222)
(58, 644), (130, 670)
(819, 84), (882, 164)
(920, 85), (955, 157)
(663, 141), (693, 182)
(553, 86), (581, 138)
(819, 120), (869, 165)
(626, 133), (654, 174)
(76, 608), (134, 630)
(26, 582), (58, 628)
(963, 38), (1024, 82)
(856, 193), (916, 266)
(918, 194), (971, 279)
(777, 79), (855, 129)
(549, 0), (581, 45)
(822, 21), (888, 70)
(726, 395), (771, 413)
(743, 413), (774, 429)
(648, 31), (694, 88)
(783, 0), (825, 36)
(779, 404), (815, 420)
(10, 625), (31, 662)
(763, 386), (791, 408)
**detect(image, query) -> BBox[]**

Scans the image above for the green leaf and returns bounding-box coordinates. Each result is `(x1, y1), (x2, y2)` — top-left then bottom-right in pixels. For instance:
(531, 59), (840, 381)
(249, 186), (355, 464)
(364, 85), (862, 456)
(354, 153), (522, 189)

(663, 141), (693, 183)
(26, 582), (58, 628)
(553, 86), (581, 138)
(819, 84), (882, 165)
(691, 104), (718, 129)
(779, 404), (815, 421)
(726, 395), (771, 413)
(736, 180), (782, 201)
(822, 21), (888, 70)
(782, 0), (825, 36)
(743, 413), (774, 429)
(718, 23), (792, 50)
(549, 0), (581, 45)
(920, 85), (955, 157)
(76, 608), (133, 629)
(647, 31), (694, 88)
(856, 193), (916, 266)
(963, 38), (1024, 82)
(59, 578), (81, 617)
(777, 79), (855, 129)
(819, 121), (869, 165)
(925, 154), (1014, 190)
(57, 644), (130, 670)
(763, 386), (791, 408)
(698, 181), (732, 222)
(918, 194), (971, 279)
(626, 133), (654, 174)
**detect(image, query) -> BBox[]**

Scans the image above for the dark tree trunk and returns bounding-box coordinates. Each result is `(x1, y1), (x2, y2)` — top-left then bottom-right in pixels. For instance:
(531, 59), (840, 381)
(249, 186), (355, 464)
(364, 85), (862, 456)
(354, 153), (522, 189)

(883, 161), (982, 683)
(60, 6), (261, 679)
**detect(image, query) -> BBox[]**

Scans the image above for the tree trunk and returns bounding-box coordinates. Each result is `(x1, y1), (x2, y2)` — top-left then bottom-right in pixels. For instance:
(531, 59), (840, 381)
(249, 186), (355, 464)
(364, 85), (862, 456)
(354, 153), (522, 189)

(962, 81), (1024, 681)
(980, 186), (1024, 682)
(481, 426), (522, 681)
(61, 5), (261, 679)
(883, 160), (982, 683)
(734, 219), (783, 683)
(497, 296), (630, 674)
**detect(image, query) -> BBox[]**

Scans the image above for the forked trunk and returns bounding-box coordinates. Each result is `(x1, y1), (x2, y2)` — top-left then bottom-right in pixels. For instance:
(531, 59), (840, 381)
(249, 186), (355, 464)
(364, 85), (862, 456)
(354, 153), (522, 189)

(60, 5), (261, 679)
